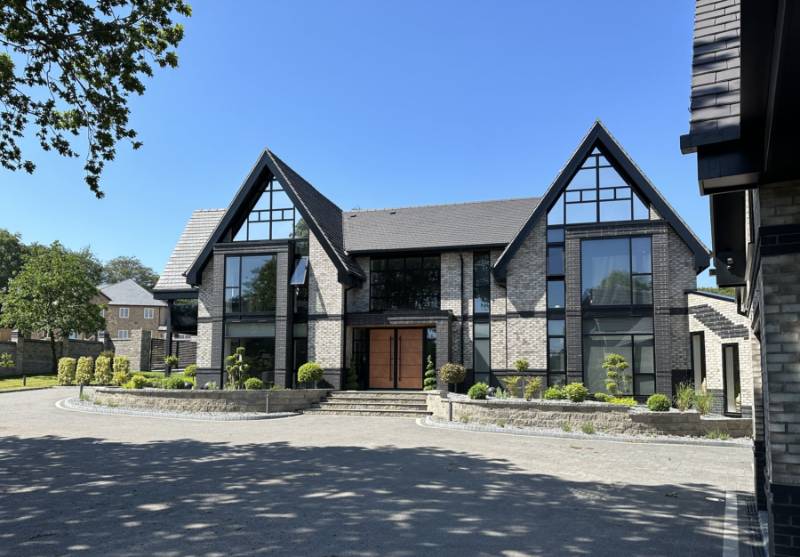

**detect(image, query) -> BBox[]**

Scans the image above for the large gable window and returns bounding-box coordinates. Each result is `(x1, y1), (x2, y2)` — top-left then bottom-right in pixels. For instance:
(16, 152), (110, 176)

(233, 178), (301, 241)
(225, 254), (277, 314)
(370, 255), (440, 311)
(548, 148), (649, 225)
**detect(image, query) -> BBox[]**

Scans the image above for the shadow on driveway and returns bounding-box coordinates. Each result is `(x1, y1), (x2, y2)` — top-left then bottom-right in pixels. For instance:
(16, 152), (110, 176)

(0, 435), (728, 556)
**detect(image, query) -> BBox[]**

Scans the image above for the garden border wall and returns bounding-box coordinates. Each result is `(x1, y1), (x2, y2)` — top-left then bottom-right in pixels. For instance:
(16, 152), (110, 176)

(427, 393), (753, 438)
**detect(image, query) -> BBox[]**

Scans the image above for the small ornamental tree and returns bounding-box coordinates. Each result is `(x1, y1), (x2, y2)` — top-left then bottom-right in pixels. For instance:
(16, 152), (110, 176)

(513, 359), (529, 373)
(298, 362), (324, 388)
(423, 356), (437, 391)
(0, 352), (14, 370)
(225, 347), (250, 389)
(164, 354), (179, 375)
(344, 358), (359, 390)
(602, 353), (631, 396)
(438, 363), (466, 391)
(0, 242), (105, 373)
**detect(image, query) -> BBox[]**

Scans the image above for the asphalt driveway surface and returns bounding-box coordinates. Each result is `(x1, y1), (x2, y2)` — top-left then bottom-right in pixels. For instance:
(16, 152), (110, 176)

(0, 388), (755, 556)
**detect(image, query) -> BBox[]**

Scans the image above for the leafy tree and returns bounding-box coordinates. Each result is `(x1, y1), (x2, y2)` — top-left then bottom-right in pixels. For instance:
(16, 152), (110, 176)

(0, 0), (192, 197)
(0, 242), (105, 372)
(0, 229), (26, 295)
(102, 256), (159, 290)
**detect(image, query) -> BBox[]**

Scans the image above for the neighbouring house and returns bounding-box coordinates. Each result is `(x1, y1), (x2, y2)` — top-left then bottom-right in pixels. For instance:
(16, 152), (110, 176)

(154, 121), (756, 405)
(680, 1), (800, 553)
(97, 279), (167, 341)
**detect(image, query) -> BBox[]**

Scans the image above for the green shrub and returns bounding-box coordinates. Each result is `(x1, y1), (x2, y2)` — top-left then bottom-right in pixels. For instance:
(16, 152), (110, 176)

(543, 385), (566, 400)
(564, 382), (589, 402)
(602, 353), (631, 395)
(706, 429), (730, 440)
(244, 377), (265, 390)
(269, 384), (287, 391)
(57, 357), (77, 385)
(113, 356), (130, 375)
(163, 374), (192, 390)
(204, 381), (218, 390)
(609, 396), (637, 407)
(184, 364), (197, 378)
(646, 393), (671, 412)
(467, 382), (489, 400)
(111, 370), (129, 386)
(500, 375), (523, 398)
(524, 377), (543, 400)
(0, 352), (14, 368)
(513, 359), (529, 373)
(164, 355), (179, 368)
(94, 355), (113, 385)
(423, 356), (437, 391)
(581, 422), (596, 434)
(695, 390), (712, 415)
(494, 387), (511, 399)
(593, 392), (611, 402)
(298, 361), (324, 385)
(100, 350), (115, 359)
(674, 382), (695, 411)
(438, 362), (466, 385)
(75, 356), (94, 385)
(126, 374), (148, 389)
(561, 422), (572, 432)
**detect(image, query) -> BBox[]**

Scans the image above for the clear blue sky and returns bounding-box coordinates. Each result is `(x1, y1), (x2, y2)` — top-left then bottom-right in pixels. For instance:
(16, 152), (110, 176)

(2, 0), (711, 284)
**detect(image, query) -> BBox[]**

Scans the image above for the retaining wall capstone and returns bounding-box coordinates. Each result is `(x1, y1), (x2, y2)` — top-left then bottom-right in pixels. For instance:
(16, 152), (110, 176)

(91, 388), (330, 413)
(427, 393), (752, 438)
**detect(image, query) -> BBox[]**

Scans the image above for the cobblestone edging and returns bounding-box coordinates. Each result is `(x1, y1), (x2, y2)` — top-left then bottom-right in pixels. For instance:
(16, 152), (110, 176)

(419, 416), (752, 448)
(427, 393), (753, 438)
(57, 397), (297, 421)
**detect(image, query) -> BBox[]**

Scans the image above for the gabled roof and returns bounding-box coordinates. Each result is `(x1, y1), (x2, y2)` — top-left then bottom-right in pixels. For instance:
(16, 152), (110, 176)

(343, 197), (540, 253)
(680, 0), (742, 153)
(154, 209), (225, 294)
(184, 150), (364, 287)
(101, 279), (167, 307)
(493, 121), (711, 282)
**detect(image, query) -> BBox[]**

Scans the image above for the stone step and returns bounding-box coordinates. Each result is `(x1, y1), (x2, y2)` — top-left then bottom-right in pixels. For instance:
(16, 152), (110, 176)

(328, 391), (429, 401)
(304, 407), (431, 418)
(314, 401), (429, 411)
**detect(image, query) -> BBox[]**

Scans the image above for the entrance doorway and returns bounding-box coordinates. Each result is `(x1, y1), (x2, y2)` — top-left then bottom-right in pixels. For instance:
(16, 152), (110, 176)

(368, 328), (424, 389)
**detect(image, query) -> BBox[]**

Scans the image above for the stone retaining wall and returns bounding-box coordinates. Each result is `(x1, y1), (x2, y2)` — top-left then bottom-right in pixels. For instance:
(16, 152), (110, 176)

(427, 394), (752, 438)
(91, 388), (330, 413)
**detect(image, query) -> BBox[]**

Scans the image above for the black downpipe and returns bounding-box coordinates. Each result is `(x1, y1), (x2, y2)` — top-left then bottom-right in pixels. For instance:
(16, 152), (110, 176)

(459, 254), (465, 393)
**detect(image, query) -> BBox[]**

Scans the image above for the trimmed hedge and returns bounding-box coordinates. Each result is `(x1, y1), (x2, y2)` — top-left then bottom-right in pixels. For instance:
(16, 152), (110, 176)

(564, 382), (589, 403)
(467, 382), (489, 400)
(298, 362), (324, 384)
(57, 357), (77, 385)
(113, 356), (130, 375)
(75, 356), (94, 385)
(647, 393), (671, 412)
(184, 364), (197, 378)
(94, 355), (113, 385)
(543, 385), (566, 400)
(439, 363), (466, 385)
(244, 377), (265, 390)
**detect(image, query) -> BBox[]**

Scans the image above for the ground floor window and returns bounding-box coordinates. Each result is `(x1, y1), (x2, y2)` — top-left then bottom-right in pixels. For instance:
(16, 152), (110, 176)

(473, 321), (490, 384)
(582, 315), (654, 395)
(690, 331), (706, 390)
(722, 343), (741, 415)
(292, 322), (308, 388)
(224, 321), (276, 384)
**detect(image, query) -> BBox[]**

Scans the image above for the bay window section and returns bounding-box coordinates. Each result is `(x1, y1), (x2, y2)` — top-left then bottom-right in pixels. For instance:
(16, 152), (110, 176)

(370, 255), (440, 311)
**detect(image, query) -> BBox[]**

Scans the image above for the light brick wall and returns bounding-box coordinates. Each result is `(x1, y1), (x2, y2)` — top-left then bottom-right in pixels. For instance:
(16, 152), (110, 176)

(347, 256), (370, 312)
(688, 292), (755, 417)
(307, 231), (344, 388)
(196, 259), (221, 370)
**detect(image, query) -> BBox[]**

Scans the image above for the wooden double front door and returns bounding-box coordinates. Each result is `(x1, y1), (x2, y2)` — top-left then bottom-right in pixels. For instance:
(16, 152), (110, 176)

(369, 328), (423, 389)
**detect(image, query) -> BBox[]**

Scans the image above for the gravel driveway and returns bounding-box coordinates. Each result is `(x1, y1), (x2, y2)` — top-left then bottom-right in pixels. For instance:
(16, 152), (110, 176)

(0, 388), (757, 556)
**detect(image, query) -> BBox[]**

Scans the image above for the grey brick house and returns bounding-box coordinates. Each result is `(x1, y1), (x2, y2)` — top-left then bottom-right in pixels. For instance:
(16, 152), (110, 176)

(155, 122), (710, 398)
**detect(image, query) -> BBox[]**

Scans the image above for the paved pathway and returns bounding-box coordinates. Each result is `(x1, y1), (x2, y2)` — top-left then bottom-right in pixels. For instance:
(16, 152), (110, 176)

(0, 388), (756, 556)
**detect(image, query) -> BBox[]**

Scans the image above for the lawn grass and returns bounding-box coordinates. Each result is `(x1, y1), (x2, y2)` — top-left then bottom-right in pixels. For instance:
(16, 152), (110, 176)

(0, 374), (59, 391)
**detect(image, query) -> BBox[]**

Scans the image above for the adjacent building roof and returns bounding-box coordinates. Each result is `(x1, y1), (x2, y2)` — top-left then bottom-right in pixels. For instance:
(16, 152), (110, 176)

(101, 279), (167, 307)
(343, 198), (540, 253)
(153, 209), (225, 294)
(680, 0), (742, 152)
(493, 121), (711, 282)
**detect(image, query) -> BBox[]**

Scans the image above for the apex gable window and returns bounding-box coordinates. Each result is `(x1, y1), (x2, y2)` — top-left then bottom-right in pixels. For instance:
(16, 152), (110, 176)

(233, 177), (303, 241)
(224, 254), (277, 314)
(547, 148), (649, 226)
(370, 255), (440, 311)
(119, 307), (129, 319)
(581, 236), (652, 307)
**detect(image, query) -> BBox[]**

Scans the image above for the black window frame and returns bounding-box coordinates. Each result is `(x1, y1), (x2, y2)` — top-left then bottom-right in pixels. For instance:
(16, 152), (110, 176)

(581, 331), (655, 396)
(546, 226), (567, 385)
(233, 177), (301, 242)
(473, 251), (491, 315)
(369, 253), (441, 312)
(223, 253), (278, 318)
(690, 331), (706, 389)
(580, 235), (654, 309)
(722, 343), (742, 416)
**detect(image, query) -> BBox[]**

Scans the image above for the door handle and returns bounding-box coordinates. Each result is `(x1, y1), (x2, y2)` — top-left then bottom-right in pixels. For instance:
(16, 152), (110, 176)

(389, 336), (393, 380)
(398, 337), (402, 380)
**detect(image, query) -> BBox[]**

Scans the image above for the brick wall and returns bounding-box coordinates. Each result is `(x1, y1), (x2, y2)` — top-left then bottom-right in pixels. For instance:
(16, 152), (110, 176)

(0, 341), (17, 377)
(0, 336), (105, 376)
(104, 304), (166, 339)
(307, 231), (344, 388)
(110, 329), (152, 372)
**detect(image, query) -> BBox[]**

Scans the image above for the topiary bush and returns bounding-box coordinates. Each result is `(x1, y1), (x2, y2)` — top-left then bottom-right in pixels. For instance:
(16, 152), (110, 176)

(93, 355), (113, 385)
(113, 356), (130, 375)
(423, 356), (437, 391)
(184, 364), (197, 378)
(593, 392), (611, 402)
(57, 357), (77, 385)
(125, 374), (148, 389)
(564, 382), (589, 402)
(111, 370), (129, 386)
(467, 382), (489, 400)
(438, 363), (466, 386)
(164, 355), (179, 369)
(244, 377), (265, 390)
(75, 356), (94, 385)
(298, 362), (324, 386)
(646, 393), (671, 412)
(543, 385), (566, 400)
(524, 377), (543, 400)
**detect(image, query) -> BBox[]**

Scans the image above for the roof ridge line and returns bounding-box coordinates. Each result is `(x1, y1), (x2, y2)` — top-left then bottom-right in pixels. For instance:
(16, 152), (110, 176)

(346, 196), (540, 214)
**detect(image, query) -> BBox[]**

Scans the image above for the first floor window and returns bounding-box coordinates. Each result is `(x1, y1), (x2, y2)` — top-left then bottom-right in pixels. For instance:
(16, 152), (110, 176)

(119, 307), (129, 319)
(117, 330), (130, 340)
(225, 254), (277, 315)
(144, 308), (155, 320)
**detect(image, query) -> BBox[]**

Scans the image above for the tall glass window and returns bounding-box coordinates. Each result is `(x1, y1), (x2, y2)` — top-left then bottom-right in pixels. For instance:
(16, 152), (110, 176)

(546, 227), (566, 385)
(581, 236), (652, 307)
(224, 255), (277, 315)
(233, 178), (303, 241)
(582, 317), (655, 395)
(547, 148), (649, 226)
(473, 322), (491, 384)
(473, 252), (491, 314)
(370, 255), (440, 311)
(691, 332), (706, 390)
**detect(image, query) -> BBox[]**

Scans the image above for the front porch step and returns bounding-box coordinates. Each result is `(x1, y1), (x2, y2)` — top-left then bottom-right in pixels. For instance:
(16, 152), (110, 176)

(328, 391), (429, 400)
(304, 407), (430, 418)
(304, 390), (432, 417)
(313, 401), (429, 411)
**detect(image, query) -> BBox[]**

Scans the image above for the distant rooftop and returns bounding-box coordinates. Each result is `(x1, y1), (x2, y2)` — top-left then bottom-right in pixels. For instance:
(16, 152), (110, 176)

(100, 279), (166, 307)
